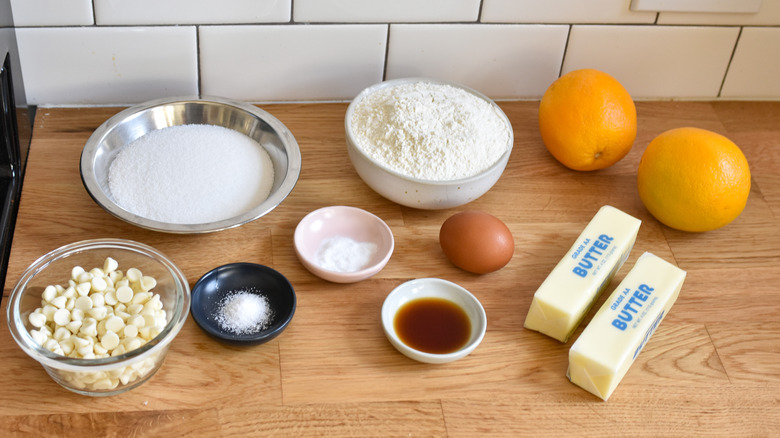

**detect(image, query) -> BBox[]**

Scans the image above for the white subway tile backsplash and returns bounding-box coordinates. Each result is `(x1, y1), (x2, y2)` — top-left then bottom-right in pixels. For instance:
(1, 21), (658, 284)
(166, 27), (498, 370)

(658, 0), (780, 25)
(481, 0), (656, 24)
(294, 0), (479, 23)
(8, 1), (780, 103)
(0, 1), (13, 27)
(721, 27), (780, 98)
(10, 0), (93, 26)
(563, 25), (739, 99)
(16, 27), (197, 105)
(200, 25), (387, 102)
(386, 24), (568, 99)
(94, 0), (290, 25)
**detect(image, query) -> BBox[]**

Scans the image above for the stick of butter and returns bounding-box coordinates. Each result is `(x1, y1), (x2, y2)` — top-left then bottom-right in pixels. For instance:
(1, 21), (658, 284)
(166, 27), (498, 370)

(568, 252), (686, 401)
(524, 205), (641, 342)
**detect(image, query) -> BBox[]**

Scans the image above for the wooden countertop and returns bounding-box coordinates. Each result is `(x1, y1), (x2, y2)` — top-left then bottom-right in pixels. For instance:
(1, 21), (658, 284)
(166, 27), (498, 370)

(1, 101), (779, 437)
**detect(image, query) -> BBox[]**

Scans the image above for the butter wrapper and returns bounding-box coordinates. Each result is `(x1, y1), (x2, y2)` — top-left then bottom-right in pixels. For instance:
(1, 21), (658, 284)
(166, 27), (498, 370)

(524, 205), (641, 342)
(568, 252), (686, 401)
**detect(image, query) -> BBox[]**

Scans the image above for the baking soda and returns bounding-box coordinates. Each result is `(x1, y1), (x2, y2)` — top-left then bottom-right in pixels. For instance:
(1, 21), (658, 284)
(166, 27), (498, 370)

(108, 124), (275, 224)
(350, 81), (510, 181)
(316, 236), (378, 273)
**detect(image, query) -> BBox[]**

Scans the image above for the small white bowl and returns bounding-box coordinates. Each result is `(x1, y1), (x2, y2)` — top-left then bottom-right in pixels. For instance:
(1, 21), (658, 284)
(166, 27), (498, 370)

(294, 206), (394, 283)
(345, 78), (513, 210)
(381, 278), (487, 364)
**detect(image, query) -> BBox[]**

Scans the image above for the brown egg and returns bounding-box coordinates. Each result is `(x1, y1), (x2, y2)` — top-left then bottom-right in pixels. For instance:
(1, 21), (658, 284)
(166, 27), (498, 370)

(439, 211), (514, 274)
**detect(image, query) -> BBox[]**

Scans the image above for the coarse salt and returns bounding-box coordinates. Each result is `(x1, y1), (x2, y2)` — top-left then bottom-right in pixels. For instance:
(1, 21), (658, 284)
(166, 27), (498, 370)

(108, 124), (275, 224)
(316, 235), (378, 273)
(216, 290), (272, 335)
(350, 81), (510, 181)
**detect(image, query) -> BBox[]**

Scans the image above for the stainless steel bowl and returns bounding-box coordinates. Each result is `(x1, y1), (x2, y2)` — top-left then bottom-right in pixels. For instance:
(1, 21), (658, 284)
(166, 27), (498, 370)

(80, 96), (301, 233)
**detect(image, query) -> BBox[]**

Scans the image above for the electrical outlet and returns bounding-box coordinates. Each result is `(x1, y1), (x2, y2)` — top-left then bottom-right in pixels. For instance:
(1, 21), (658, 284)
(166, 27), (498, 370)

(630, 0), (762, 13)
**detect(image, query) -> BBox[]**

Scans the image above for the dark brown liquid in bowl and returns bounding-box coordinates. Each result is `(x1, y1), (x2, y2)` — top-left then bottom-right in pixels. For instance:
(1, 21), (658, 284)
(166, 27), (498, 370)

(394, 297), (471, 354)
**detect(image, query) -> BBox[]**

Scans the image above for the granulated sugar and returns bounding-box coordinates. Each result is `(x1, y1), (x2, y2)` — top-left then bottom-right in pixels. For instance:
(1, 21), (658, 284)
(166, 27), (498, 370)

(350, 81), (510, 181)
(108, 124), (275, 224)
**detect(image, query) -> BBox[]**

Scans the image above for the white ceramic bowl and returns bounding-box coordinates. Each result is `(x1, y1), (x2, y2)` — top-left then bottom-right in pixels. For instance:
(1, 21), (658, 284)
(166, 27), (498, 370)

(294, 206), (394, 283)
(345, 78), (513, 210)
(381, 278), (487, 364)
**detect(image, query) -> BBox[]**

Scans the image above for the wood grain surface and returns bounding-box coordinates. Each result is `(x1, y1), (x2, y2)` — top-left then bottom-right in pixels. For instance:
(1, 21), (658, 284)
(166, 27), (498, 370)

(1, 101), (778, 437)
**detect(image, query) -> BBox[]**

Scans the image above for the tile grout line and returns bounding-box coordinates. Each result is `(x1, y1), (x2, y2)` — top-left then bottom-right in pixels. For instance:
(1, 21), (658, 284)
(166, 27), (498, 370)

(196, 25), (202, 97)
(718, 26), (743, 98)
(558, 25), (573, 78)
(382, 25), (390, 82)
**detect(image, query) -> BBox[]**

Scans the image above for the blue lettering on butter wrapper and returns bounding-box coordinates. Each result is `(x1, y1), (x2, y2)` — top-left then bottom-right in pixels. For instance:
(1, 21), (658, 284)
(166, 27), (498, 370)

(571, 234), (613, 278)
(633, 309), (664, 360)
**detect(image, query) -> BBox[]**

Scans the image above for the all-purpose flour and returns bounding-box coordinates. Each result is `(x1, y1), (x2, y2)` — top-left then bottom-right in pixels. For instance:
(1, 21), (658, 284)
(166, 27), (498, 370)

(350, 81), (510, 181)
(108, 124), (275, 224)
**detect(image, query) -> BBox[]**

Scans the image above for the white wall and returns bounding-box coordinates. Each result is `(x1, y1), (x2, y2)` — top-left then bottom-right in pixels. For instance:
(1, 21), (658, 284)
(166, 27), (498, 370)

(9, 0), (780, 105)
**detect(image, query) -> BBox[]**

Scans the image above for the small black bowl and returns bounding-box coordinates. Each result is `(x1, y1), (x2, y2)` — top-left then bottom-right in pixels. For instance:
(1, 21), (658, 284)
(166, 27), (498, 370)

(191, 263), (296, 345)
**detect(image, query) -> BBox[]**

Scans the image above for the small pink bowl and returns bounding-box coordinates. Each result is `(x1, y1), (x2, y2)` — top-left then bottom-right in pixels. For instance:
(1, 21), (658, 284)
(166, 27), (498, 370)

(294, 206), (394, 283)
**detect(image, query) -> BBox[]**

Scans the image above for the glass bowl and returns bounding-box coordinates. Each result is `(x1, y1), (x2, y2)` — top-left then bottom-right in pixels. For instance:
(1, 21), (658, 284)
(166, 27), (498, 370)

(6, 239), (190, 396)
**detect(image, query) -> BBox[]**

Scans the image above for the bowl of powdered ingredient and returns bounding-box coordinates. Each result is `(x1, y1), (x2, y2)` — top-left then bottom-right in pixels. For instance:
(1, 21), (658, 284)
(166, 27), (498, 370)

(345, 78), (513, 210)
(294, 206), (394, 283)
(80, 96), (301, 233)
(190, 263), (296, 346)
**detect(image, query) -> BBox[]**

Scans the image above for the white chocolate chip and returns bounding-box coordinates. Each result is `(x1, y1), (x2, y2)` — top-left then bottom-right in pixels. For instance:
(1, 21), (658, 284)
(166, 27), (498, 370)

(116, 286), (134, 303)
(91, 276), (108, 292)
(128, 315), (145, 328)
(132, 292), (151, 305)
(42, 304), (57, 321)
(51, 295), (67, 310)
(71, 308), (85, 321)
(71, 266), (85, 280)
(103, 257), (119, 273)
(123, 325), (138, 338)
(42, 285), (58, 303)
(100, 331), (120, 350)
(31, 329), (48, 345)
(71, 336), (90, 348)
(53, 326), (71, 341)
(105, 316), (125, 333)
(140, 276), (157, 291)
(76, 271), (93, 284)
(126, 268), (142, 283)
(76, 282), (92, 297)
(104, 290), (118, 306)
(76, 295), (94, 312)
(89, 267), (105, 278)
(53, 308), (71, 326)
(91, 293), (105, 308)
(66, 320), (82, 334)
(28, 311), (47, 328)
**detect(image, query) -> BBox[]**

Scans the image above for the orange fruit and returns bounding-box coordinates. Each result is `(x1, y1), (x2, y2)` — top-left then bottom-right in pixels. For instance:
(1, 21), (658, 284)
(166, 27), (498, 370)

(637, 127), (751, 232)
(538, 69), (637, 171)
